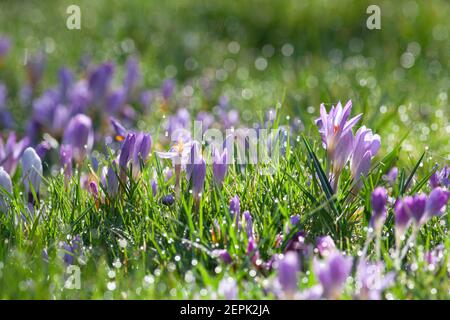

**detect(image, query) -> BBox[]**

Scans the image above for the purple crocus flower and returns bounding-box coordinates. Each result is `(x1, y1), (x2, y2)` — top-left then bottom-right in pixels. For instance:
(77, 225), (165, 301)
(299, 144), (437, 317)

(0, 166), (12, 213)
(350, 126), (381, 185)
(229, 195), (240, 221)
(110, 116), (128, 141)
(162, 194), (175, 206)
(26, 51), (46, 88)
(218, 277), (238, 300)
(151, 178), (158, 197)
(212, 249), (232, 264)
(35, 140), (52, 159)
(425, 187), (449, 218)
(243, 211), (253, 238)
(166, 108), (191, 138)
(68, 80), (91, 114)
(316, 235), (336, 257)
(394, 197), (412, 240)
(0, 83), (14, 129)
(196, 111), (215, 132)
(63, 114), (94, 164)
(106, 87), (127, 114)
(132, 132), (152, 178)
(119, 133), (136, 178)
(285, 214), (300, 234)
(370, 187), (388, 231)
(21, 147), (43, 203)
(105, 164), (119, 197)
(355, 259), (395, 300)
(425, 244), (445, 268)
(123, 56), (141, 97)
(61, 235), (83, 266)
(315, 100), (362, 191)
(429, 166), (449, 189)
(212, 147), (228, 186)
(0, 36), (11, 59)
(88, 62), (114, 105)
(161, 78), (175, 100)
(313, 251), (352, 299)
(192, 156), (206, 200)
(383, 167), (398, 185)
(58, 67), (74, 102)
(0, 132), (30, 175)
(277, 251), (300, 295)
(139, 90), (154, 110)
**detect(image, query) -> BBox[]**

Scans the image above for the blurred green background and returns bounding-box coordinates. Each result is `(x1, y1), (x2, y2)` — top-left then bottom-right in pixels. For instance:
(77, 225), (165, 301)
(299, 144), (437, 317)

(0, 0), (449, 162)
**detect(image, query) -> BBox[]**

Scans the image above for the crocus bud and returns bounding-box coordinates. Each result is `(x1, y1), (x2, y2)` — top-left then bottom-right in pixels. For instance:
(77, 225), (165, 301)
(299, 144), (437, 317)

(243, 211), (253, 238)
(425, 187), (449, 218)
(370, 187), (388, 230)
(0, 167), (12, 212)
(229, 195), (240, 219)
(212, 147), (228, 186)
(218, 277), (238, 300)
(151, 179), (158, 197)
(21, 147), (43, 203)
(316, 235), (336, 257)
(106, 164), (119, 197)
(278, 251), (300, 294)
(63, 114), (94, 164)
(314, 251), (352, 299)
(213, 249), (232, 265)
(132, 132), (152, 178)
(162, 194), (175, 206)
(119, 133), (136, 179)
(394, 198), (412, 241)
(192, 156), (206, 200)
(409, 194), (427, 225)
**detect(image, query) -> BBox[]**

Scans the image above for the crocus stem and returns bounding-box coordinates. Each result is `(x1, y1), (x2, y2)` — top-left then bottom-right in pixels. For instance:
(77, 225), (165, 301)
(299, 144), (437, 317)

(174, 164), (181, 195)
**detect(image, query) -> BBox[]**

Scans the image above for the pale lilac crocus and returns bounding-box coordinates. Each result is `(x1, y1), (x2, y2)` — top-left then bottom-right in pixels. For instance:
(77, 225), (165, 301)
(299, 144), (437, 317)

(218, 277), (238, 300)
(63, 114), (94, 164)
(212, 147), (228, 186)
(425, 187), (449, 218)
(21, 147), (43, 204)
(315, 100), (362, 191)
(313, 251), (352, 299)
(0, 132), (30, 176)
(0, 166), (12, 213)
(350, 126), (381, 188)
(355, 260), (395, 300)
(277, 251), (300, 295)
(316, 235), (336, 257)
(383, 167), (398, 185)
(429, 166), (449, 189)
(370, 187), (388, 232)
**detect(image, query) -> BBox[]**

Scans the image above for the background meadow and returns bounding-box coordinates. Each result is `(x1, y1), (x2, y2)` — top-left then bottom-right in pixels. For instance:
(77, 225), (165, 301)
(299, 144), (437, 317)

(0, 0), (449, 299)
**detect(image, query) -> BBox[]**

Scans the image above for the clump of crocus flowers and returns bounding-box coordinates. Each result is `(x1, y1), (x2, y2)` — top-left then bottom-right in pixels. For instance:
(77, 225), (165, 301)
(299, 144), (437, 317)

(315, 100), (380, 191)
